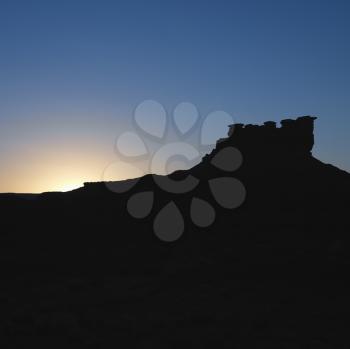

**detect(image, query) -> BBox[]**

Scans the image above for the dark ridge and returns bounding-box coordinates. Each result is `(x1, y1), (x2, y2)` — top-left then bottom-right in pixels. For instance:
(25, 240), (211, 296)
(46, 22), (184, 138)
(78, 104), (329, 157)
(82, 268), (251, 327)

(1, 116), (350, 348)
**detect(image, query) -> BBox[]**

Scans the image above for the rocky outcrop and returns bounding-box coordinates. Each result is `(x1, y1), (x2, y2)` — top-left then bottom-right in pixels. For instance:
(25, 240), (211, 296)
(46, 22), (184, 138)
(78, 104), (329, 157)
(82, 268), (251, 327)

(208, 116), (317, 163)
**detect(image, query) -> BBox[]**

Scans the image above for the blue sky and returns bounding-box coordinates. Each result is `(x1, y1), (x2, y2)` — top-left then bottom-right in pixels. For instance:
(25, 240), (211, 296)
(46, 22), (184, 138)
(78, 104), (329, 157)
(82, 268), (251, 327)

(0, 0), (349, 192)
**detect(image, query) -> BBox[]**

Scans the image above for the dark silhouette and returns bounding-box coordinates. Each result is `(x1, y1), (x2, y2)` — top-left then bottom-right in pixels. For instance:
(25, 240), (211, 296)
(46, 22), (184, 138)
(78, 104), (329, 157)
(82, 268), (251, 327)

(1, 116), (350, 348)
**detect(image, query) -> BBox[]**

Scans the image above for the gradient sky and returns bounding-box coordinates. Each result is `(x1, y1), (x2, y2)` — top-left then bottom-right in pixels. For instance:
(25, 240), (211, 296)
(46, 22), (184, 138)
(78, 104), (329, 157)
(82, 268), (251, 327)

(0, 0), (349, 192)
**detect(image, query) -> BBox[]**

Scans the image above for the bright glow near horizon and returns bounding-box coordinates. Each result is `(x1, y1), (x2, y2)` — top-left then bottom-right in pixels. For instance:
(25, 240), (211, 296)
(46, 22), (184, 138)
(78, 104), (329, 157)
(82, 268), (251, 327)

(0, 141), (117, 193)
(58, 183), (82, 192)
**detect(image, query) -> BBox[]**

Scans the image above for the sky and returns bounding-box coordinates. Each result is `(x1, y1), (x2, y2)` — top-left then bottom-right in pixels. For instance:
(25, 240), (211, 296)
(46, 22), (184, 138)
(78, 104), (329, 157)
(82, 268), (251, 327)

(0, 0), (349, 193)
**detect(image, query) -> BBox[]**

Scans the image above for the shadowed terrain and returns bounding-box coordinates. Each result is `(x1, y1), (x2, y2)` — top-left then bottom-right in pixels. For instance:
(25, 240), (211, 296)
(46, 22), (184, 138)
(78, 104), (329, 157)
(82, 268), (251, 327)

(1, 116), (350, 348)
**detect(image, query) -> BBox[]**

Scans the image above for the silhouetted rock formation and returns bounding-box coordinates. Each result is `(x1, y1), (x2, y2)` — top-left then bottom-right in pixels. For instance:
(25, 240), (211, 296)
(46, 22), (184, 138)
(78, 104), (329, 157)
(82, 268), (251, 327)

(1, 116), (350, 348)
(201, 116), (316, 170)
(227, 115), (316, 155)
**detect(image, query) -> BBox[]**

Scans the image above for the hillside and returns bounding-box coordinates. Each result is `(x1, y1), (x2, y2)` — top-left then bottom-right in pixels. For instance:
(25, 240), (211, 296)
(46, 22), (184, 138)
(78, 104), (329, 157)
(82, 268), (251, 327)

(1, 116), (350, 348)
